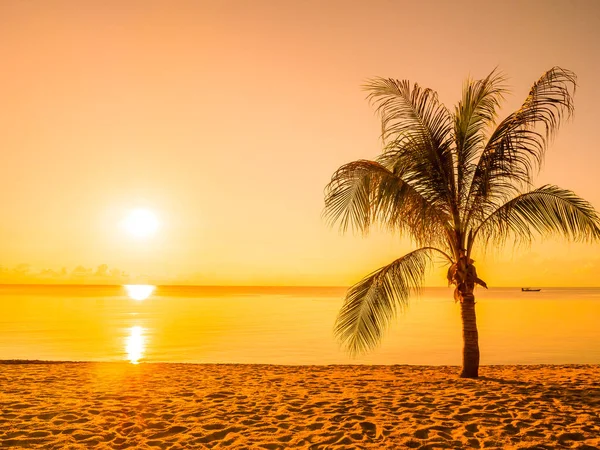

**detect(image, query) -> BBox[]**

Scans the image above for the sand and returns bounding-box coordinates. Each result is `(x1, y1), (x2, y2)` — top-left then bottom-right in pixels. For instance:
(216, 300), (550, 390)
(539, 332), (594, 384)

(1, 363), (599, 449)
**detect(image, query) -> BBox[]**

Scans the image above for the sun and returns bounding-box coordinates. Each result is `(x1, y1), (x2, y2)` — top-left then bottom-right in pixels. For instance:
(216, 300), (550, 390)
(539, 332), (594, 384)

(124, 209), (159, 238)
(124, 284), (156, 301)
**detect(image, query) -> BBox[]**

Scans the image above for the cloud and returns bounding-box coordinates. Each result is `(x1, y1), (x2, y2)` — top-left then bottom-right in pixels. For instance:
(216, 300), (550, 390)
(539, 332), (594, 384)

(0, 264), (131, 285)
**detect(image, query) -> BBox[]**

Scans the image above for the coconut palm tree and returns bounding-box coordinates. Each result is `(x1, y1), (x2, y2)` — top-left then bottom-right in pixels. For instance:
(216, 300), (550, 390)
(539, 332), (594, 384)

(323, 67), (600, 378)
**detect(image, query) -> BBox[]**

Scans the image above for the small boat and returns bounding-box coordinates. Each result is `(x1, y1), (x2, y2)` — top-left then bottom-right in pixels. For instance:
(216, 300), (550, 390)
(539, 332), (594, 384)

(521, 287), (541, 292)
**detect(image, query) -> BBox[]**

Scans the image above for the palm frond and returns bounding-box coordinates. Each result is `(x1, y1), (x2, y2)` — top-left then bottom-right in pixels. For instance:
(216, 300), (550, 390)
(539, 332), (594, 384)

(454, 69), (508, 200)
(323, 160), (450, 246)
(334, 247), (449, 356)
(323, 160), (374, 234)
(472, 185), (600, 249)
(376, 139), (454, 216)
(465, 67), (577, 225)
(364, 78), (457, 213)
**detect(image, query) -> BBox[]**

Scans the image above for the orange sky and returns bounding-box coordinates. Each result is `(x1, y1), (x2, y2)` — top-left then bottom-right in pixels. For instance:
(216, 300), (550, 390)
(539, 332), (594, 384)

(1, 0), (599, 286)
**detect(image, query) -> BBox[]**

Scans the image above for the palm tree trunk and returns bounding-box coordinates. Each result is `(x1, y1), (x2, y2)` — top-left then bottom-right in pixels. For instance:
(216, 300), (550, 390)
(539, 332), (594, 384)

(458, 288), (479, 378)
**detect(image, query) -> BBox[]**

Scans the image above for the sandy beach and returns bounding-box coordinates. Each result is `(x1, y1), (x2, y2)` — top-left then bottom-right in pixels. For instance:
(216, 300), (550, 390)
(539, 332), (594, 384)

(1, 363), (599, 449)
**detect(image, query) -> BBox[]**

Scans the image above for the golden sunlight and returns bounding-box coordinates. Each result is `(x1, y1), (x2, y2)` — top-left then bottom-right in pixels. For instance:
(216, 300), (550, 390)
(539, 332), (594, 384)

(124, 284), (156, 301)
(123, 209), (159, 238)
(125, 326), (146, 364)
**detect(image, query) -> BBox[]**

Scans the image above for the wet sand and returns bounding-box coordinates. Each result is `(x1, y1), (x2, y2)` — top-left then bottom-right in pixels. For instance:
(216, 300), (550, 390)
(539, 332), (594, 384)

(1, 363), (599, 449)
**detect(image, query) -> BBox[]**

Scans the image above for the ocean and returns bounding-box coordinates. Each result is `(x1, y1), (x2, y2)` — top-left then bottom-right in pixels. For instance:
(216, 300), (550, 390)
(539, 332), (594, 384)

(1, 285), (599, 365)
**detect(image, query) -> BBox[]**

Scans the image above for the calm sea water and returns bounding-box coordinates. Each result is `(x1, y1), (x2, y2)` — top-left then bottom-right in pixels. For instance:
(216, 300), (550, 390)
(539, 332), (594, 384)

(0, 285), (599, 365)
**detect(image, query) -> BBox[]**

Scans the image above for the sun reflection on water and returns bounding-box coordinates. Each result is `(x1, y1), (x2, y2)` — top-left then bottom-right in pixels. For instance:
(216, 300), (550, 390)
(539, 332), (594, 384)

(125, 326), (146, 364)
(124, 284), (156, 301)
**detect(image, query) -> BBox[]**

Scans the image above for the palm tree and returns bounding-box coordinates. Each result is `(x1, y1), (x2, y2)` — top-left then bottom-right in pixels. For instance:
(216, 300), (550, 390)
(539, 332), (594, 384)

(323, 67), (600, 378)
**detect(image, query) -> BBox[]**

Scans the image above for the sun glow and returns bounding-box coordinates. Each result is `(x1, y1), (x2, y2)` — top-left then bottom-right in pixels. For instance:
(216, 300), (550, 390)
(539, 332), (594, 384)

(124, 284), (156, 301)
(123, 209), (159, 238)
(125, 326), (146, 364)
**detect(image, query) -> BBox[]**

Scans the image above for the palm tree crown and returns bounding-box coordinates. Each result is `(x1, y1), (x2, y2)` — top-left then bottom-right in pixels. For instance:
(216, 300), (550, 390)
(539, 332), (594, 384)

(324, 67), (600, 363)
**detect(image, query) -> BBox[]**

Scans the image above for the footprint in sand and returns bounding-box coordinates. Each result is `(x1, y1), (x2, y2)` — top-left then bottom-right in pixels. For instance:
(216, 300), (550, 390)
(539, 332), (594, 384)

(29, 431), (52, 438)
(202, 422), (227, 431)
(195, 426), (242, 443)
(10, 403), (31, 410)
(465, 423), (478, 433)
(359, 421), (378, 438)
(467, 437), (481, 448)
(558, 432), (585, 443)
(148, 425), (188, 440)
(502, 423), (520, 435)
(414, 428), (429, 439)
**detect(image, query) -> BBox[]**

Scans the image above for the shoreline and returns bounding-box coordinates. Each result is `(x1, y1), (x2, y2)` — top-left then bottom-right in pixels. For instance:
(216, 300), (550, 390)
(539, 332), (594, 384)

(2, 359), (600, 367)
(2, 363), (599, 449)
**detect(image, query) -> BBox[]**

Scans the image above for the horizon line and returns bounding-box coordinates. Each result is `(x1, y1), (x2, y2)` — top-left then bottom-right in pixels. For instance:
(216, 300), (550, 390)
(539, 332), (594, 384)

(1, 283), (599, 289)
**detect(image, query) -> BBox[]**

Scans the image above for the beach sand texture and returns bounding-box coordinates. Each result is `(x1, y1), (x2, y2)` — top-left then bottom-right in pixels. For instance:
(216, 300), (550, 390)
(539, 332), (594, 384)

(1, 363), (599, 449)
